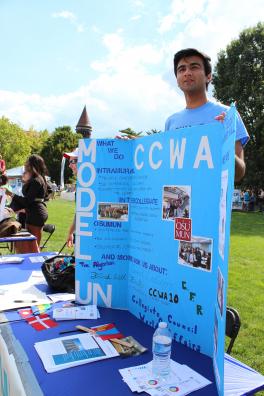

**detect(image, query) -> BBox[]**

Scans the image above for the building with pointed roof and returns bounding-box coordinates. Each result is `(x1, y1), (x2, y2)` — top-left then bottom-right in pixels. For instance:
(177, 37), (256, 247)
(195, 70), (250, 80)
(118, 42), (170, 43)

(76, 105), (92, 138)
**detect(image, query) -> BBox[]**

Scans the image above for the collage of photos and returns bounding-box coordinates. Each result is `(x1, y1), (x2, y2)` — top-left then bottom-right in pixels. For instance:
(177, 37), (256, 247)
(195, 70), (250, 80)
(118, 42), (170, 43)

(97, 203), (129, 221)
(178, 236), (213, 272)
(162, 185), (191, 220)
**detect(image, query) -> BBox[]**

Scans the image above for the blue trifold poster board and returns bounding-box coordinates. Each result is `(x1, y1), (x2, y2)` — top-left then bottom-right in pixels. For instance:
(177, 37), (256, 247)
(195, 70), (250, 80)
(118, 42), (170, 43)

(75, 106), (236, 396)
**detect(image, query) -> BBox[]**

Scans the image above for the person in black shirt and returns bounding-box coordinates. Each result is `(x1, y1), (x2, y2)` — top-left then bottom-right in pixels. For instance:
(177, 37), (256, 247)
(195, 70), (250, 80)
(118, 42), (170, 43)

(5, 155), (49, 253)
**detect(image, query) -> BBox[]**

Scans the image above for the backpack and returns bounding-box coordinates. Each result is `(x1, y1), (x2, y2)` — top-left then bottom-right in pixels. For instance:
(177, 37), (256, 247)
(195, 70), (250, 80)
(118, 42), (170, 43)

(0, 217), (22, 238)
(41, 255), (75, 293)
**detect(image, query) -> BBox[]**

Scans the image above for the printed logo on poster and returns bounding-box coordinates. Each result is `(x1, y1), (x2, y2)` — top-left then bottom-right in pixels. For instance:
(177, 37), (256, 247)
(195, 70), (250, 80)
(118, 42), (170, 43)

(174, 217), (192, 241)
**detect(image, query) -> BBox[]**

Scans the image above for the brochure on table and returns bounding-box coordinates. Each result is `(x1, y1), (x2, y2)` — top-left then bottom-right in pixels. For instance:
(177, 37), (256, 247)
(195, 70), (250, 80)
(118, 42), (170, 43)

(75, 106), (236, 396)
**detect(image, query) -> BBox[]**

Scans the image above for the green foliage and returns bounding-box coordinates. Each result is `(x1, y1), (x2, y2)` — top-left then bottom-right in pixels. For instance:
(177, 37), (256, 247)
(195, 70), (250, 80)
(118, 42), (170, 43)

(119, 127), (143, 137)
(119, 127), (161, 137)
(0, 117), (32, 169)
(145, 128), (161, 135)
(40, 126), (82, 184)
(213, 22), (264, 188)
(27, 127), (49, 155)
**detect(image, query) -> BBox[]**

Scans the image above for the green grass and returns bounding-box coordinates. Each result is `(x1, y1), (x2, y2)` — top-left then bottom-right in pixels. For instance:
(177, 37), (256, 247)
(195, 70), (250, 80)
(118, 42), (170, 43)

(43, 198), (75, 254)
(228, 211), (264, 375)
(2, 200), (264, 377)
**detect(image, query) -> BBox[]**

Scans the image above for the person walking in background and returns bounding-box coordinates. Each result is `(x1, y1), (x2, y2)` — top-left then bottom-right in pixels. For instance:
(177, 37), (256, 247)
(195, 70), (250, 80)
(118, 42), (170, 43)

(51, 181), (58, 199)
(258, 189), (264, 212)
(3, 154), (49, 253)
(243, 190), (250, 211)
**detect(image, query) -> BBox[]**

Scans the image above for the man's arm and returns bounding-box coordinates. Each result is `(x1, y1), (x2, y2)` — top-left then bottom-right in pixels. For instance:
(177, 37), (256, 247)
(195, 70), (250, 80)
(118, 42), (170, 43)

(215, 113), (246, 182)
(235, 141), (246, 182)
(67, 214), (76, 247)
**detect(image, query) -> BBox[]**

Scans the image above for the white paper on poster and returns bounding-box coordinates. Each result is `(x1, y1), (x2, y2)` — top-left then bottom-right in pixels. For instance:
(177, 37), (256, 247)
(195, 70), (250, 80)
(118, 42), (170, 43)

(218, 169), (228, 260)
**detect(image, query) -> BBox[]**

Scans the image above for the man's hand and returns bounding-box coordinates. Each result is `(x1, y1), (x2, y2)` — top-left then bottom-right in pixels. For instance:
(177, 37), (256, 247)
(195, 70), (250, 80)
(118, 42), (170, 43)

(67, 233), (74, 248)
(235, 141), (246, 182)
(215, 112), (226, 122)
(215, 113), (246, 182)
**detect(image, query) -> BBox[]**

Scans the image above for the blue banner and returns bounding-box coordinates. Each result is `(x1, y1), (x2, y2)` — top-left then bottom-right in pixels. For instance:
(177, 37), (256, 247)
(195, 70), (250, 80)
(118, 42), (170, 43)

(75, 106), (236, 396)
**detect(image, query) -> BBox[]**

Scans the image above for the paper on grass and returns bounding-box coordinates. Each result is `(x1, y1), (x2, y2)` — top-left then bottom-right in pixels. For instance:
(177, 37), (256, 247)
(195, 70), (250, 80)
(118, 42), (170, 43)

(34, 333), (119, 373)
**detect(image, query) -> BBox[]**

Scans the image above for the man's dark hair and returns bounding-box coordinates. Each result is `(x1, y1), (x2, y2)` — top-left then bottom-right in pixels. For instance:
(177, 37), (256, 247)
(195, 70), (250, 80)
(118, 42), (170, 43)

(173, 48), (212, 89)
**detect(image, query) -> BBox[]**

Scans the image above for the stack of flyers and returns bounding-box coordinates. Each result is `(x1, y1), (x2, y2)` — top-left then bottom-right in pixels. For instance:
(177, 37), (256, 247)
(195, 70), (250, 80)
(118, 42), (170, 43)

(119, 360), (211, 395)
(224, 354), (264, 395)
(53, 305), (100, 320)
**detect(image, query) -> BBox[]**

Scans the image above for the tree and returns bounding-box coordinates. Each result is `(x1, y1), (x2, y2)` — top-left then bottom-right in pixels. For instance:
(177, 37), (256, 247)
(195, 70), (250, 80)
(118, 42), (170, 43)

(119, 127), (143, 138)
(0, 117), (32, 169)
(145, 128), (161, 135)
(40, 126), (82, 184)
(27, 127), (49, 155)
(213, 22), (264, 187)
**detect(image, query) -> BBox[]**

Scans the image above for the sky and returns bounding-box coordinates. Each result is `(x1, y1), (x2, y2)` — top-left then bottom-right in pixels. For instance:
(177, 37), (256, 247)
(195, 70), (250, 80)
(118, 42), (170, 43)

(0, 0), (262, 138)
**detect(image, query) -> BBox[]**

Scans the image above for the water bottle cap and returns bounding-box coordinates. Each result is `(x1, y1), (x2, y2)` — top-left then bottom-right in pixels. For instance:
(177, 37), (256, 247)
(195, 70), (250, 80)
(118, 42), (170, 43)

(158, 322), (167, 329)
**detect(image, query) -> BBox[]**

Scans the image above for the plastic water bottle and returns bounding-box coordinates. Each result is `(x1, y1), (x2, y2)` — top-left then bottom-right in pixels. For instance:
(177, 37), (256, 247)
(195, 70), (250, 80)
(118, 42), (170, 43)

(152, 322), (172, 377)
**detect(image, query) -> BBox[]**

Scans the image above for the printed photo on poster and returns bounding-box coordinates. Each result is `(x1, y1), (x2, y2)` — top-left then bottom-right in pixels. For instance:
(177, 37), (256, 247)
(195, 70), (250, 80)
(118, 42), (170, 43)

(217, 267), (224, 317)
(97, 202), (129, 221)
(162, 185), (191, 221)
(214, 312), (218, 356)
(178, 236), (213, 272)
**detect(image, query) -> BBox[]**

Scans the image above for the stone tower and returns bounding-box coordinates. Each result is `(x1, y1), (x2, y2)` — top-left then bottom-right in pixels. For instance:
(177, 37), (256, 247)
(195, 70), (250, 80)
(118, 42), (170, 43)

(76, 105), (92, 138)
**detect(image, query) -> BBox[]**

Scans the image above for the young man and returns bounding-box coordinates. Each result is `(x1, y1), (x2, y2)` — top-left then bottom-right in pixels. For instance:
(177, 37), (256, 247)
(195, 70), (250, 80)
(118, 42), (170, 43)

(165, 48), (249, 182)
(64, 148), (78, 247)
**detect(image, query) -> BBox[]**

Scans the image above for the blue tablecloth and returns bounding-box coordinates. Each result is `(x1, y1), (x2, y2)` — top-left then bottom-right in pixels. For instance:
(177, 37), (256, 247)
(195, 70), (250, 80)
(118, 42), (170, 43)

(1, 254), (262, 396)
